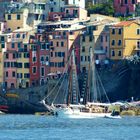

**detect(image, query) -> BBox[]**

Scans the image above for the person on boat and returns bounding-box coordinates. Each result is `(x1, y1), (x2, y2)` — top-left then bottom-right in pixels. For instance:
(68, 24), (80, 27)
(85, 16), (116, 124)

(111, 109), (115, 116)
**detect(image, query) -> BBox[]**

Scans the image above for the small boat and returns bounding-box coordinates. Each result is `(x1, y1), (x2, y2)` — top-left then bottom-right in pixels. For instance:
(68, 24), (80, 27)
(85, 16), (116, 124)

(104, 110), (121, 119)
(104, 114), (121, 119)
(0, 110), (5, 115)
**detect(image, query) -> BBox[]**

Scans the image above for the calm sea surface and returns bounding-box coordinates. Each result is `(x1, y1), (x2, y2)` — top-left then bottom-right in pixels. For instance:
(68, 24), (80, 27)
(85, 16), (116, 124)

(0, 115), (140, 140)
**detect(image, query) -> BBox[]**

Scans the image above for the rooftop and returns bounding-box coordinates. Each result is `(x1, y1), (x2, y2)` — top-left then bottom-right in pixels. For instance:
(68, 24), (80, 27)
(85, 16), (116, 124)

(114, 20), (138, 27)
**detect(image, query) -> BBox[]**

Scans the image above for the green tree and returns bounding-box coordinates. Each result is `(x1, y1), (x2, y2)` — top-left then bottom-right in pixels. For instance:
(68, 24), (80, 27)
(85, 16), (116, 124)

(87, 1), (115, 16)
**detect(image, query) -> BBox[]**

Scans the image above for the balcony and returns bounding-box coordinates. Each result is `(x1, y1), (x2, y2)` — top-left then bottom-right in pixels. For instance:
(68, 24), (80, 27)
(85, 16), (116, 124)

(11, 38), (23, 42)
(53, 35), (67, 39)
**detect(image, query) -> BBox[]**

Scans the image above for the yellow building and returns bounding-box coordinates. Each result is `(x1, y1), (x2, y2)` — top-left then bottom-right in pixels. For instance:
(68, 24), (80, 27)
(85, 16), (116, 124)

(13, 28), (33, 88)
(5, 8), (29, 31)
(16, 50), (30, 88)
(80, 31), (94, 72)
(110, 21), (140, 60)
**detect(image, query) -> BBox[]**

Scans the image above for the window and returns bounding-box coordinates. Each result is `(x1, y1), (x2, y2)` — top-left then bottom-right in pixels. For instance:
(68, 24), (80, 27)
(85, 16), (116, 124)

(51, 52), (53, 57)
(82, 46), (85, 52)
(1, 36), (4, 42)
(85, 56), (87, 61)
(8, 14), (11, 20)
(63, 32), (66, 36)
(24, 73), (30, 78)
(89, 35), (93, 42)
(24, 53), (29, 58)
(137, 51), (140, 56)
(6, 53), (9, 59)
(111, 50), (115, 56)
(17, 14), (20, 20)
(11, 43), (15, 48)
(11, 62), (17, 67)
(137, 29), (140, 35)
(50, 41), (53, 46)
(61, 42), (64, 47)
(1, 43), (5, 48)
(82, 36), (85, 42)
(56, 42), (59, 47)
(111, 40), (115, 46)
(31, 45), (37, 51)
(33, 57), (37, 62)
(24, 63), (30, 68)
(66, 9), (69, 13)
(12, 72), (16, 77)
(6, 71), (8, 77)
(7, 62), (10, 67)
(70, 31), (73, 35)
(118, 29), (122, 34)
(41, 67), (45, 77)
(24, 45), (27, 50)
(118, 40), (122, 46)
(41, 44), (46, 50)
(55, 52), (58, 57)
(17, 73), (23, 78)
(88, 56), (90, 61)
(132, 0), (135, 4)
(22, 34), (25, 39)
(18, 53), (21, 58)
(62, 52), (65, 57)
(106, 36), (108, 42)
(13, 53), (16, 59)
(40, 56), (44, 62)
(125, 0), (128, 4)
(46, 44), (49, 50)
(137, 41), (140, 48)
(105, 46), (108, 52)
(112, 29), (115, 34)
(58, 52), (62, 57)
(101, 36), (103, 42)
(18, 43), (21, 48)
(17, 63), (22, 68)
(46, 56), (49, 61)
(50, 62), (54, 67)
(32, 67), (37, 74)
(118, 50), (122, 56)
(16, 34), (20, 38)
(50, 7), (53, 12)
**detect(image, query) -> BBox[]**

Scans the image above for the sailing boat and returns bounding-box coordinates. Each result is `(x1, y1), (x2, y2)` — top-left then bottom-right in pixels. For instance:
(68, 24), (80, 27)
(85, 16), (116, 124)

(50, 48), (112, 118)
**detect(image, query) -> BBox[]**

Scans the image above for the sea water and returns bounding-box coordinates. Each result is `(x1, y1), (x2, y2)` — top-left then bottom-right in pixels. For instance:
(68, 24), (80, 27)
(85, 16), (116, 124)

(0, 115), (140, 140)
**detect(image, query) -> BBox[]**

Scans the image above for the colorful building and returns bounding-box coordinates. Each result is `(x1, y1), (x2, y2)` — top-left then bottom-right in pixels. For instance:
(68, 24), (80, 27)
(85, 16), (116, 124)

(110, 20), (140, 60)
(114, 0), (140, 16)
(80, 26), (94, 72)
(65, 0), (85, 9)
(5, 8), (29, 31)
(63, 5), (87, 20)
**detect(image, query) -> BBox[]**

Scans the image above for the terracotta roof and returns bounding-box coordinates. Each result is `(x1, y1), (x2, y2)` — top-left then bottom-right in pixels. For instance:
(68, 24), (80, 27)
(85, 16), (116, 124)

(114, 20), (138, 27)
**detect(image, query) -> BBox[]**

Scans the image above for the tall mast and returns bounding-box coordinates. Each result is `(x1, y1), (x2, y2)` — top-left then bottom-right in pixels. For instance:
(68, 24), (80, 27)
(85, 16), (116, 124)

(71, 48), (79, 104)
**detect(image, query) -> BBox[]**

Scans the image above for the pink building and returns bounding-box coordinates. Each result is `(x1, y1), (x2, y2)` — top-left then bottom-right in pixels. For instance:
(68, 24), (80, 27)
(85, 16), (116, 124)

(3, 33), (18, 89)
(114, 0), (140, 16)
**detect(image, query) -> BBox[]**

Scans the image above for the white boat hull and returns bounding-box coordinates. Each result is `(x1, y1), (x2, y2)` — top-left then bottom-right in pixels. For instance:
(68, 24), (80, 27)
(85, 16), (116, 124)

(57, 108), (111, 119)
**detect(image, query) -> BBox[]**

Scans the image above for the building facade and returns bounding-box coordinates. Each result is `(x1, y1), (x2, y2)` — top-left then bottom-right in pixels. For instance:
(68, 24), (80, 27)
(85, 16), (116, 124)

(114, 0), (140, 16)
(110, 21), (140, 60)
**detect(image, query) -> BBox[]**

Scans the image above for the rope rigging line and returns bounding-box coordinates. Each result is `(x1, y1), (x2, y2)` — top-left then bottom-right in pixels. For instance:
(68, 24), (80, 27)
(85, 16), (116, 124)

(42, 48), (74, 101)
(51, 71), (68, 104)
(96, 69), (110, 103)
